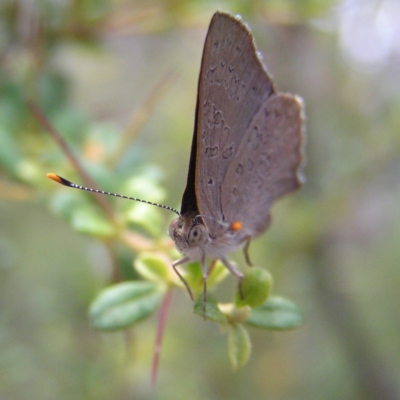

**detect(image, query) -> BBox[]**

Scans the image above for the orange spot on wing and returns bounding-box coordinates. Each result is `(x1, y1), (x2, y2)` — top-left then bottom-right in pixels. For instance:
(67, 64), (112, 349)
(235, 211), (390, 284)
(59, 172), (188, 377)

(230, 221), (243, 231)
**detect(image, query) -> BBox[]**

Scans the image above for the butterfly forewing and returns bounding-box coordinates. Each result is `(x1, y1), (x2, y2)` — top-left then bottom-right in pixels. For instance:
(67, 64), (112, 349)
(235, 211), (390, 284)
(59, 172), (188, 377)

(194, 12), (275, 235)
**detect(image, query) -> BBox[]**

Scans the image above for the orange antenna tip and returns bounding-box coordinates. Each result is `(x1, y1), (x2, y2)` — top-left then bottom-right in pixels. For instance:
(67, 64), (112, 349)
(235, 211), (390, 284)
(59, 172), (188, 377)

(47, 173), (62, 183)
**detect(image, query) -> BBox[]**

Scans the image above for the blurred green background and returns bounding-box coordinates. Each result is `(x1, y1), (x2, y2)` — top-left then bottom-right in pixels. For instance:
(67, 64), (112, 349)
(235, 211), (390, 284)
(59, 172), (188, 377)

(1, 0), (400, 399)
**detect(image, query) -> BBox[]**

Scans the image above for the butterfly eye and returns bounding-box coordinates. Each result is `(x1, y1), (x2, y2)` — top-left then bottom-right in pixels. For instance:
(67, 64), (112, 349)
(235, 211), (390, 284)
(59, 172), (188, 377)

(168, 217), (184, 239)
(188, 224), (208, 247)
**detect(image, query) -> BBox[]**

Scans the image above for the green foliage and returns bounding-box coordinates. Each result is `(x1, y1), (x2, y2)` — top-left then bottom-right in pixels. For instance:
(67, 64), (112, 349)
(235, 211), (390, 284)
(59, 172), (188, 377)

(89, 281), (164, 331)
(245, 297), (303, 330)
(228, 323), (252, 370)
(193, 294), (228, 324)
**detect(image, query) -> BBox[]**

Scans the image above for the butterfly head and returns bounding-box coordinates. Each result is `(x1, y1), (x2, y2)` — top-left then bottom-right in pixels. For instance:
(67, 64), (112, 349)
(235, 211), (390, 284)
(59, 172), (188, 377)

(169, 216), (210, 256)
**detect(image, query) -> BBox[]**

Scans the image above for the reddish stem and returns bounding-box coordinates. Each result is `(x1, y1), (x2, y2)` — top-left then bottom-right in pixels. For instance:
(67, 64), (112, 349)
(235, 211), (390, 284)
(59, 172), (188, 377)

(151, 288), (174, 387)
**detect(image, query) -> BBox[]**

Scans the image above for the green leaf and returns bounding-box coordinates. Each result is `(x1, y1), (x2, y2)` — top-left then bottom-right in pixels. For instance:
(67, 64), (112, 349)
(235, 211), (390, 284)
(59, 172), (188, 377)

(193, 294), (228, 324)
(49, 191), (85, 220)
(89, 281), (163, 331)
(228, 324), (251, 370)
(219, 303), (250, 324)
(0, 127), (22, 172)
(207, 260), (230, 287)
(125, 202), (163, 237)
(70, 206), (116, 237)
(235, 267), (273, 308)
(134, 252), (171, 283)
(182, 260), (229, 294)
(123, 176), (166, 205)
(245, 296), (303, 330)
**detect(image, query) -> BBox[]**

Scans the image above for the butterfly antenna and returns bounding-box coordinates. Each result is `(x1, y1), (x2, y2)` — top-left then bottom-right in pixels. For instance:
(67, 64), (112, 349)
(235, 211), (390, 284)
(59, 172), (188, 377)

(47, 173), (180, 216)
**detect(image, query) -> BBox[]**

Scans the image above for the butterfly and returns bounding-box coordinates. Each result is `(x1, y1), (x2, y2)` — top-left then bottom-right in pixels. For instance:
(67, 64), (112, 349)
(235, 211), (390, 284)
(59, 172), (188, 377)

(168, 11), (305, 303)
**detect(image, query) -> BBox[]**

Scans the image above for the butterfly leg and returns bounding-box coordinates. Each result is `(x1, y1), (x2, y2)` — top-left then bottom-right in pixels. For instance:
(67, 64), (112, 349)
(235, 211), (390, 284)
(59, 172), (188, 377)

(243, 237), (253, 266)
(172, 256), (194, 301)
(220, 256), (244, 298)
(201, 254), (208, 318)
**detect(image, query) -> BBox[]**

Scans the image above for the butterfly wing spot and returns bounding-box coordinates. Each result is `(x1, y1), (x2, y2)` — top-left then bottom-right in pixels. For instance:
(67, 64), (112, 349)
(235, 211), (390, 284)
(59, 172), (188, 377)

(205, 146), (218, 157)
(228, 75), (240, 97)
(230, 221), (243, 231)
(206, 65), (217, 83)
(235, 163), (244, 175)
(212, 110), (223, 125)
(223, 126), (231, 135)
(222, 145), (234, 159)
(207, 178), (213, 185)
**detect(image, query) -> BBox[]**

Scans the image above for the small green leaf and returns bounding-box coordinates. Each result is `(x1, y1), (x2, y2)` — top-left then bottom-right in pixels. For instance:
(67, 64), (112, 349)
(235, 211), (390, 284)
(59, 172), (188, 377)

(235, 267), (273, 308)
(207, 260), (230, 287)
(228, 324), (251, 370)
(89, 281), (163, 331)
(219, 303), (250, 324)
(134, 253), (171, 283)
(245, 296), (303, 330)
(124, 176), (166, 204)
(49, 191), (86, 220)
(70, 206), (116, 237)
(0, 127), (22, 172)
(183, 261), (203, 291)
(193, 294), (228, 324)
(182, 260), (229, 294)
(125, 202), (163, 237)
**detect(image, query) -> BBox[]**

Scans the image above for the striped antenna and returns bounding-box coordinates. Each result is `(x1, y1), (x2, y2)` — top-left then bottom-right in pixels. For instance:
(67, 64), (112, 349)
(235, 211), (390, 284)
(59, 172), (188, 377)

(47, 173), (180, 216)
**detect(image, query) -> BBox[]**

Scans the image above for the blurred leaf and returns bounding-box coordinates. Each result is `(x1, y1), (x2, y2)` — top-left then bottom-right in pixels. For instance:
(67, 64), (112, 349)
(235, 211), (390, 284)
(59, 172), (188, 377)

(0, 80), (25, 133)
(15, 159), (43, 184)
(49, 190), (87, 220)
(0, 128), (22, 172)
(207, 260), (231, 287)
(235, 267), (273, 308)
(51, 106), (89, 143)
(218, 303), (250, 325)
(245, 296), (303, 330)
(125, 202), (163, 237)
(70, 206), (116, 237)
(134, 252), (171, 283)
(228, 324), (251, 370)
(89, 281), (163, 331)
(124, 176), (167, 204)
(38, 72), (69, 113)
(183, 260), (230, 294)
(193, 294), (228, 324)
